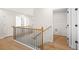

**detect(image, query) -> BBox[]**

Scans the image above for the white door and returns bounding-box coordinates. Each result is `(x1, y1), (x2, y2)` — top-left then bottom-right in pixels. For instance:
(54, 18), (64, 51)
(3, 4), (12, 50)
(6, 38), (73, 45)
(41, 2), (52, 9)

(77, 8), (79, 50)
(71, 8), (77, 49)
(67, 8), (78, 49)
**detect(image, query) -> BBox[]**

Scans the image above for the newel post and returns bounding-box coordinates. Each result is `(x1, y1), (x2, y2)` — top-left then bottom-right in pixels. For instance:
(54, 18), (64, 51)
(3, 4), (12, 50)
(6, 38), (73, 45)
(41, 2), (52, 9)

(13, 26), (16, 39)
(41, 27), (44, 50)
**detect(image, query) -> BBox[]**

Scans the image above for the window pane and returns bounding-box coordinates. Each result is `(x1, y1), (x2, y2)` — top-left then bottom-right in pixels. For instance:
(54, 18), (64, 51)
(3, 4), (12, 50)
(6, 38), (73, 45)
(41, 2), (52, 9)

(16, 16), (21, 26)
(24, 16), (30, 26)
(16, 15), (30, 26)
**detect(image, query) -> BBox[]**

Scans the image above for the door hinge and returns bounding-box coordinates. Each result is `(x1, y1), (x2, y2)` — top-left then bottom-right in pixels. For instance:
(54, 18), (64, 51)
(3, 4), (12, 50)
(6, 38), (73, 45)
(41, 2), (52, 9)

(75, 24), (78, 27)
(75, 41), (78, 50)
(75, 41), (78, 44)
(75, 8), (78, 11)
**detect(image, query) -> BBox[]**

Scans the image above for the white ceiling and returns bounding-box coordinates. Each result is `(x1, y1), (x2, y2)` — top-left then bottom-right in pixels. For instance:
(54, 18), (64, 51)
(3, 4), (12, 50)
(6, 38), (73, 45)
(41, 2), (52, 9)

(53, 8), (67, 13)
(1, 8), (67, 15)
(3, 8), (34, 16)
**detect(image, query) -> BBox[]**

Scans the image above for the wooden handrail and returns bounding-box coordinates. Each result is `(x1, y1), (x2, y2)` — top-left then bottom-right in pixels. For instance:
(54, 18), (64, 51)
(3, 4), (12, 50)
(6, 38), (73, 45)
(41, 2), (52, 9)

(12, 26), (42, 31)
(43, 26), (52, 32)
(33, 26), (52, 39)
(12, 25), (51, 50)
(13, 26), (52, 39)
(39, 26), (51, 50)
(41, 27), (43, 50)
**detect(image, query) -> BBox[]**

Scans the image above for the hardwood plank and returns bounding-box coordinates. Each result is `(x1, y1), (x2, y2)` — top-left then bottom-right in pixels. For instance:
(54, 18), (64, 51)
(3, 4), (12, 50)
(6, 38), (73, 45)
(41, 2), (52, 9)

(0, 35), (73, 50)
(41, 35), (73, 50)
(0, 37), (32, 50)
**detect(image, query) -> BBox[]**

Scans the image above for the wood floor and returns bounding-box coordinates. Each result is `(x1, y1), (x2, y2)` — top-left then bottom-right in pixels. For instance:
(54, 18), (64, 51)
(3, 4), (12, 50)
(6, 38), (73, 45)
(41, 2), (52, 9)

(0, 37), (32, 50)
(0, 35), (73, 50)
(42, 35), (73, 50)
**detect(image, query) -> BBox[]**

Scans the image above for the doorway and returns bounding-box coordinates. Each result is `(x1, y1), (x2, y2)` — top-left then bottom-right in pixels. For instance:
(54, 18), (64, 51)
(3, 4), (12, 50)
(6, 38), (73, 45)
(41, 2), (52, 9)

(53, 8), (69, 48)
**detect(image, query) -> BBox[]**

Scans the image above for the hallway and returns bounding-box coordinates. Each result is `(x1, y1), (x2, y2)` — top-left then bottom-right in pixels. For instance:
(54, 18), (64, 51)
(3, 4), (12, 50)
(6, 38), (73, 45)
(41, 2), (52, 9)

(43, 35), (73, 50)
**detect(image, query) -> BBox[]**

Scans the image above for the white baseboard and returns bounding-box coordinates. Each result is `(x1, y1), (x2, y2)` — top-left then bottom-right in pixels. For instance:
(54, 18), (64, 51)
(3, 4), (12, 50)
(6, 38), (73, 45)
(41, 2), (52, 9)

(0, 35), (12, 39)
(13, 39), (35, 50)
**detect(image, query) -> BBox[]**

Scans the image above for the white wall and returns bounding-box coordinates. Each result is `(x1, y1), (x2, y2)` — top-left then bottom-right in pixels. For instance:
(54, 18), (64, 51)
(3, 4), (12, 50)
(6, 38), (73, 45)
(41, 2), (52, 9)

(53, 11), (67, 36)
(0, 9), (33, 38)
(32, 8), (53, 43)
(0, 9), (16, 38)
(0, 8), (53, 44)
(4, 8), (34, 16)
(32, 8), (53, 29)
